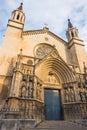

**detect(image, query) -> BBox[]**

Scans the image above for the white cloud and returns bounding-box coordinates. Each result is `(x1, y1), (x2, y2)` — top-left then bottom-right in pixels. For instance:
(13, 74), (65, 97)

(0, 0), (87, 50)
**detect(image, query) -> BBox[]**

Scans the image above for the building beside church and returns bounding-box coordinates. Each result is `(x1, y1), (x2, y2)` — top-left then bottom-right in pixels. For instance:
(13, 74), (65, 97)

(0, 3), (87, 125)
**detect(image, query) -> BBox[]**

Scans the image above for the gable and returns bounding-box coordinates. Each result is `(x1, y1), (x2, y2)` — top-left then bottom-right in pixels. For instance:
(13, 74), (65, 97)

(23, 29), (67, 45)
(21, 29), (68, 62)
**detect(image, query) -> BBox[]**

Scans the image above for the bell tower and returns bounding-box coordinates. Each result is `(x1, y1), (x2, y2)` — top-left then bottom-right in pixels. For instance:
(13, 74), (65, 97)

(9, 3), (25, 30)
(66, 19), (79, 41)
(2, 3), (25, 56)
(66, 19), (87, 72)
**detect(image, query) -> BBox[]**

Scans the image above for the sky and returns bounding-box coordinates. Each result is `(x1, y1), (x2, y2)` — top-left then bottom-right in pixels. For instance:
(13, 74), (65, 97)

(0, 0), (87, 51)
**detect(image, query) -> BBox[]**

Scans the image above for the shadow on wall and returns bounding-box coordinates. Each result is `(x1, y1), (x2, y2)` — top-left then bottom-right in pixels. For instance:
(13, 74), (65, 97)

(0, 57), (16, 106)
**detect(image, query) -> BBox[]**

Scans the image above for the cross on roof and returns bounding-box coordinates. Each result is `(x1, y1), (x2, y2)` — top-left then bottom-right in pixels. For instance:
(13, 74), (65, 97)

(44, 23), (48, 28)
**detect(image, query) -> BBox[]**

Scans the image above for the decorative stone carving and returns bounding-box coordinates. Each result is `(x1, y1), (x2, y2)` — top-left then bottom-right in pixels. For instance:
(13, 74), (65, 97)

(34, 44), (53, 59)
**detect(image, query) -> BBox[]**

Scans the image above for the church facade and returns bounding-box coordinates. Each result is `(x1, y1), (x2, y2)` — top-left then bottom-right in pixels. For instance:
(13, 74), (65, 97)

(0, 3), (87, 123)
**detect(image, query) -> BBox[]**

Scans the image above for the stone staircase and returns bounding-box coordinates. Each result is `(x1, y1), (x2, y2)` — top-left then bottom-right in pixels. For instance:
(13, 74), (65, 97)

(0, 120), (87, 130)
(28, 120), (87, 130)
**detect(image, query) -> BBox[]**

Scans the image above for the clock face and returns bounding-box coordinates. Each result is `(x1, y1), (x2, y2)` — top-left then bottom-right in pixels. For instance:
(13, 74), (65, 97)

(34, 44), (53, 59)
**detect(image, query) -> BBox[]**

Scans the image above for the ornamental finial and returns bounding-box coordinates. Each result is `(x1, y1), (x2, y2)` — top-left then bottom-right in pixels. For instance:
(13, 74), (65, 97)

(68, 19), (73, 28)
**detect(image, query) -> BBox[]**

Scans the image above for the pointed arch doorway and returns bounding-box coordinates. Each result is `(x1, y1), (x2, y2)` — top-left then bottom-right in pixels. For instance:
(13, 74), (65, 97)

(35, 49), (76, 120)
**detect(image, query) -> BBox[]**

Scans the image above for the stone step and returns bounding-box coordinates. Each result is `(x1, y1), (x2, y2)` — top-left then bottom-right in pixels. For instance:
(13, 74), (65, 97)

(35, 120), (87, 130)
(0, 120), (87, 130)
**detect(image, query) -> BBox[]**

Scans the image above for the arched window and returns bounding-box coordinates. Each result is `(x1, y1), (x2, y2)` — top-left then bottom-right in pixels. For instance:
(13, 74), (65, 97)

(16, 14), (20, 20)
(71, 31), (74, 37)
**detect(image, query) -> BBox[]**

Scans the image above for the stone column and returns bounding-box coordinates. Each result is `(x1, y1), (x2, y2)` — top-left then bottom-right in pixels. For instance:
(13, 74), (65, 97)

(10, 70), (22, 97)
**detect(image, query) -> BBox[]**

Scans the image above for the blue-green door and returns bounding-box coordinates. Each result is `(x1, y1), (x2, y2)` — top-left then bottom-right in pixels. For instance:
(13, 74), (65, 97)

(44, 89), (63, 120)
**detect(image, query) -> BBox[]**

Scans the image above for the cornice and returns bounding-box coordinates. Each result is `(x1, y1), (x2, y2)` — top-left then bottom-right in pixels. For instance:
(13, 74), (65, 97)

(23, 29), (46, 35)
(18, 54), (40, 60)
(7, 24), (23, 30)
(12, 9), (25, 15)
(8, 19), (24, 25)
(68, 38), (84, 49)
(47, 31), (67, 45)
(68, 37), (84, 44)
(0, 75), (12, 78)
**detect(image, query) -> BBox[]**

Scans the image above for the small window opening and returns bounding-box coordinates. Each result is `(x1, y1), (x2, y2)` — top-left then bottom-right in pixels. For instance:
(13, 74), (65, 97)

(16, 14), (20, 20)
(71, 31), (74, 37)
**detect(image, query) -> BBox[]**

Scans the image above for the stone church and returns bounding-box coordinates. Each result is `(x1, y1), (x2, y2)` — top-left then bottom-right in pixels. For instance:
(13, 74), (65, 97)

(0, 3), (87, 126)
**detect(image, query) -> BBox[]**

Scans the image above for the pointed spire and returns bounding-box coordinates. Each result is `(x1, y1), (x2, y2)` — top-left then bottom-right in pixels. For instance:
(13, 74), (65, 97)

(68, 19), (73, 28)
(17, 3), (23, 11)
